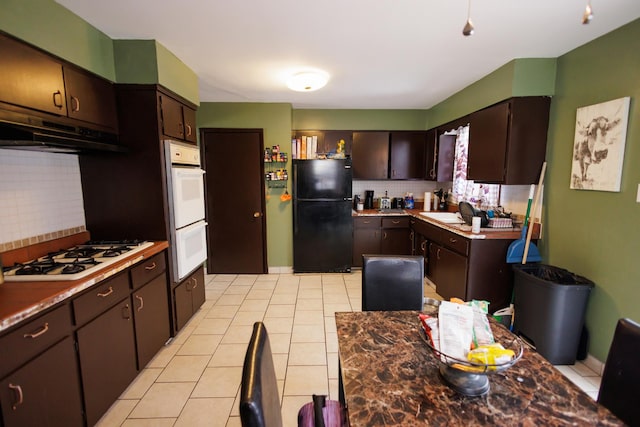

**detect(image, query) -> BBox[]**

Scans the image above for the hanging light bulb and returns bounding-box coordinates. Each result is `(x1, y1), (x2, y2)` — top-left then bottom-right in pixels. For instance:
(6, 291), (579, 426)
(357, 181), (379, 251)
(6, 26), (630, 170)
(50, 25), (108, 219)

(463, 0), (475, 36)
(582, 1), (594, 24)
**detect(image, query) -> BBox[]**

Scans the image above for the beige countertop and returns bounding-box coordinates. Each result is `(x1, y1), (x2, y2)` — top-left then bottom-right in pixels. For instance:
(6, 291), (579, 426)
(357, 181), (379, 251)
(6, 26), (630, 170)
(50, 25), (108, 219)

(0, 241), (169, 333)
(353, 208), (539, 240)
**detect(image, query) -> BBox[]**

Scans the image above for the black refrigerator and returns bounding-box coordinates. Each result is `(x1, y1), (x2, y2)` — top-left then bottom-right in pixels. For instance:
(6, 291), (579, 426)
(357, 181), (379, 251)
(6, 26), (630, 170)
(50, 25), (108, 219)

(293, 159), (353, 273)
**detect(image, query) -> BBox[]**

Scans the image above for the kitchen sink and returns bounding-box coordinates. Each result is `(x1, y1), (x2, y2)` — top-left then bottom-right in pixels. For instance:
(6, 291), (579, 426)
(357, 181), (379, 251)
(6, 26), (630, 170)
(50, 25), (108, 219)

(419, 211), (465, 224)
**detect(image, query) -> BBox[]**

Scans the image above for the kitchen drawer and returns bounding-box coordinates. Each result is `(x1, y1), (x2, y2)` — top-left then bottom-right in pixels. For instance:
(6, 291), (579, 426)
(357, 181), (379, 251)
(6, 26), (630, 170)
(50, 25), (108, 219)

(440, 229), (469, 256)
(354, 216), (381, 229)
(73, 272), (130, 326)
(412, 219), (442, 242)
(130, 251), (166, 290)
(382, 217), (409, 228)
(0, 304), (72, 378)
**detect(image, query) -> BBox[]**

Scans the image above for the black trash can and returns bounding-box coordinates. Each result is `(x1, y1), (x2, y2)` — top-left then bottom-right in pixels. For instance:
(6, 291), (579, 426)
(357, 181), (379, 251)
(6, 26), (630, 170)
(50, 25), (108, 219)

(513, 264), (594, 365)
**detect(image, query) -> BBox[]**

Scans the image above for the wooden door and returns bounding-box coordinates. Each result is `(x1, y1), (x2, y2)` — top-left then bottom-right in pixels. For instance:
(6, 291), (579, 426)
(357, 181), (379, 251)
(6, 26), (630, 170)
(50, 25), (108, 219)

(64, 65), (118, 130)
(467, 101), (510, 182)
(389, 131), (426, 179)
(201, 129), (267, 274)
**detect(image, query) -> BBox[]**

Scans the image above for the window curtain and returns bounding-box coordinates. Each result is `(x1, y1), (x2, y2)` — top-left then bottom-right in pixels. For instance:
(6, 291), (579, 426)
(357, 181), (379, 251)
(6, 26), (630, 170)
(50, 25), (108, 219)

(451, 125), (499, 208)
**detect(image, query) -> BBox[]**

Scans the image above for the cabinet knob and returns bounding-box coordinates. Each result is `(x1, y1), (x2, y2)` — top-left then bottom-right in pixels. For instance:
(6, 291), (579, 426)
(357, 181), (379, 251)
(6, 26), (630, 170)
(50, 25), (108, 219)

(8, 383), (23, 410)
(23, 322), (49, 339)
(437, 248), (441, 260)
(253, 212), (261, 218)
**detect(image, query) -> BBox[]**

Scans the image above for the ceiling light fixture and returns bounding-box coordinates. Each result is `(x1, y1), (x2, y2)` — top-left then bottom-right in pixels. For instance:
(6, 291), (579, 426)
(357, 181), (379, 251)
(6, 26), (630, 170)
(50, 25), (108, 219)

(462, 0), (475, 36)
(582, 1), (594, 24)
(286, 70), (330, 92)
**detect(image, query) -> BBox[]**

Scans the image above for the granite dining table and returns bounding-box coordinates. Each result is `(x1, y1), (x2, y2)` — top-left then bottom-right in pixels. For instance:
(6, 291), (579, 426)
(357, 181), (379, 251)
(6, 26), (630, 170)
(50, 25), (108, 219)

(335, 311), (623, 426)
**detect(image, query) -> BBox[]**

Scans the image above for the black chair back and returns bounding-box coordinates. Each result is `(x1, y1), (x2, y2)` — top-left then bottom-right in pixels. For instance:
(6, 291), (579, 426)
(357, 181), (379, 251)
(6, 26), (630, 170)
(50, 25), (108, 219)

(362, 255), (424, 311)
(598, 317), (640, 426)
(240, 322), (283, 427)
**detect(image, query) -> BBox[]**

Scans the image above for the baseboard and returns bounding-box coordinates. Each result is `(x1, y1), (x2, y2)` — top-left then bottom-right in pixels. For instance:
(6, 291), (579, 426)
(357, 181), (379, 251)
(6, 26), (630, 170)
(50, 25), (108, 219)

(583, 353), (605, 375)
(268, 266), (293, 274)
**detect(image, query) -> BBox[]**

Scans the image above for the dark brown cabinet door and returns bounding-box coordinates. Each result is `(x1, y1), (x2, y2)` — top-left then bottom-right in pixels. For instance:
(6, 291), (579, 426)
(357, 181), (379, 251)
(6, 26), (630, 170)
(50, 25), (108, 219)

(77, 298), (137, 427)
(0, 33), (66, 115)
(159, 94), (185, 140)
(436, 133), (457, 181)
(352, 228), (381, 267)
(352, 131), (389, 179)
(173, 266), (205, 332)
(425, 129), (438, 180)
(64, 65), (118, 131)
(132, 274), (171, 369)
(0, 337), (83, 427)
(183, 105), (197, 143)
(468, 101), (510, 182)
(389, 132), (426, 180)
(429, 243), (468, 301)
(381, 228), (412, 255)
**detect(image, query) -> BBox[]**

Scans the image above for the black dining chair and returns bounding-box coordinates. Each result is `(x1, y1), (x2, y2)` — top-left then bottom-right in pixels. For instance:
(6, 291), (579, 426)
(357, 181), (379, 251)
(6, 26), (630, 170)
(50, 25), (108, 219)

(362, 254), (424, 311)
(240, 322), (346, 427)
(597, 317), (640, 426)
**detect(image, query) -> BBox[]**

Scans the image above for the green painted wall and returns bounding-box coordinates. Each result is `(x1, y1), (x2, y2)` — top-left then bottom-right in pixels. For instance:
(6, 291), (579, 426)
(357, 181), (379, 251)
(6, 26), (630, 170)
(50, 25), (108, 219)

(113, 40), (159, 84)
(113, 40), (200, 105)
(428, 58), (556, 128)
(543, 19), (640, 360)
(197, 103), (293, 267)
(293, 109), (427, 130)
(0, 0), (116, 81)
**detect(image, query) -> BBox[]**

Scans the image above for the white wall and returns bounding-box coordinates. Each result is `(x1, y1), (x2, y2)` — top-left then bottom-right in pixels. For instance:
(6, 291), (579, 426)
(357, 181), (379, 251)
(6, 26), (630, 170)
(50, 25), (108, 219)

(0, 150), (85, 247)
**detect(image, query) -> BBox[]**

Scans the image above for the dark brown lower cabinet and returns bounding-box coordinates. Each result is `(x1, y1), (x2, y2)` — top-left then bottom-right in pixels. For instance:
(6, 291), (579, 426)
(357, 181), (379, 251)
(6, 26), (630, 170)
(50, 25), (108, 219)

(0, 336), (83, 427)
(174, 266), (206, 331)
(352, 217), (381, 267)
(77, 298), (137, 427)
(381, 217), (412, 255)
(429, 243), (468, 301)
(132, 274), (171, 369)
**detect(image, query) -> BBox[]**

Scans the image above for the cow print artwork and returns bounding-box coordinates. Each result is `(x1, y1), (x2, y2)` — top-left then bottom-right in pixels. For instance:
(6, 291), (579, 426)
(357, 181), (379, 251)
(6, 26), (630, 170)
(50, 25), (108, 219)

(570, 97), (631, 192)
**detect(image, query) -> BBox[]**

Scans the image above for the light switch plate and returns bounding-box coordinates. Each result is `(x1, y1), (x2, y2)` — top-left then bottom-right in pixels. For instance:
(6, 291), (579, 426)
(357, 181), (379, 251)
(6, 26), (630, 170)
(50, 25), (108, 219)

(637, 184), (640, 203)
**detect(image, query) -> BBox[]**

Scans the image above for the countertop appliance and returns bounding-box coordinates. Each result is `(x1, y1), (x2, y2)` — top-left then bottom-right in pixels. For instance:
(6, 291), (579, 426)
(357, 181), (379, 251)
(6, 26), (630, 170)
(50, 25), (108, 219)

(364, 190), (374, 209)
(165, 141), (208, 282)
(2, 240), (154, 281)
(293, 159), (353, 273)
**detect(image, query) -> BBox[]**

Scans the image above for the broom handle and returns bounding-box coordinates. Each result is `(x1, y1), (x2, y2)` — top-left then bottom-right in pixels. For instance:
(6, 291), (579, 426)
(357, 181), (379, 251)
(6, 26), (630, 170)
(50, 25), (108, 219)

(522, 162), (547, 264)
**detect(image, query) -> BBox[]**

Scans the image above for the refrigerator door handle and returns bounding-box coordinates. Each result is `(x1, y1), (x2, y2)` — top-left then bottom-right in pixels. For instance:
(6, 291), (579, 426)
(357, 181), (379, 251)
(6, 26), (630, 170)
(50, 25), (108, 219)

(345, 165), (351, 169)
(344, 197), (353, 201)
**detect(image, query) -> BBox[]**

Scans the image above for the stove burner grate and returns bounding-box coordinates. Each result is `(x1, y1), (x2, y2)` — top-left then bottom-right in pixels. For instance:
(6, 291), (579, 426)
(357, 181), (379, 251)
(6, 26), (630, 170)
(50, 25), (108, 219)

(14, 261), (61, 276)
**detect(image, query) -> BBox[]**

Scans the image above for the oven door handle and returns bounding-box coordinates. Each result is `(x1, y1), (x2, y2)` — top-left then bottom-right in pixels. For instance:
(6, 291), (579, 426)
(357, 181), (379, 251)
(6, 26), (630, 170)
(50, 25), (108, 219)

(176, 220), (208, 234)
(173, 168), (205, 178)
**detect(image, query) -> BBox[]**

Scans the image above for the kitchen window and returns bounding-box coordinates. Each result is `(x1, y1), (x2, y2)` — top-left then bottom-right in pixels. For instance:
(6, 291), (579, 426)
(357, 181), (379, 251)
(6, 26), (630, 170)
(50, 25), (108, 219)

(451, 125), (499, 208)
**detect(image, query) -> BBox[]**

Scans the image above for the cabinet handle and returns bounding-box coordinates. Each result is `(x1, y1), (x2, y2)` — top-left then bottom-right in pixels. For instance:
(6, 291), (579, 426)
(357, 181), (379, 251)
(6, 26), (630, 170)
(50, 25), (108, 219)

(449, 238), (457, 243)
(392, 220), (400, 224)
(192, 277), (198, 289)
(178, 122), (184, 136)
(9, 383), (23, 410)
(97, 286), (114, 298)
(52, 90), (63, 109)
(135, 295), (144, 312)
(23, 322), (49, 339)
(437, 248), (441, 260)
(421, 241), (426, 251)
(410, 231), (414, 242)
(144, 262), (157, 271)
(186, 124), (192, 136)
(122, 303), (131, 320)
(363, 220), (371, 224)
(383, 232), (387, 239)
(70, 95), (80, 112)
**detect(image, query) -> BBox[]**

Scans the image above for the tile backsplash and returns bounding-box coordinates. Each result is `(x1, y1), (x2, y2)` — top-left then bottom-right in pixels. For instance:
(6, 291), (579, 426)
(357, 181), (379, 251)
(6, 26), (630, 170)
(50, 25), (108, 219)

(353, 180), (445, 202)
(0, 150), (86, 251)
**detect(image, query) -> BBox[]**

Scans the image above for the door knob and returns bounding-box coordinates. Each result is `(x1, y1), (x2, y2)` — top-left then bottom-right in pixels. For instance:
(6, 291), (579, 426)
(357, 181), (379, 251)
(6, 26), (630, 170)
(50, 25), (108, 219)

(253, 212), (261, 218)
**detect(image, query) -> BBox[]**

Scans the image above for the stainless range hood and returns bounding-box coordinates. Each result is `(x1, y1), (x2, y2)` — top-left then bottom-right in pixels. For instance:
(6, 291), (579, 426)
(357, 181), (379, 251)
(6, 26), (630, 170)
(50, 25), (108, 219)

(0, 109), (125, 154)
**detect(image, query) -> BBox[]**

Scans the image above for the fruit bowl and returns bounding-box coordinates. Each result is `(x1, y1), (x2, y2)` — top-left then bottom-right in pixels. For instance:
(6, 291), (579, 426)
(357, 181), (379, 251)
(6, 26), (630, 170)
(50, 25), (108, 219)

(419, 317), (524, 396)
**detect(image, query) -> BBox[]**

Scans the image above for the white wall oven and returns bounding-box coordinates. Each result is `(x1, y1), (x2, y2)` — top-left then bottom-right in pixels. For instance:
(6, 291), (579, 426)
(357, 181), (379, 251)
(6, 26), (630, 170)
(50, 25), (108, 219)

(166, 140), (208, 282)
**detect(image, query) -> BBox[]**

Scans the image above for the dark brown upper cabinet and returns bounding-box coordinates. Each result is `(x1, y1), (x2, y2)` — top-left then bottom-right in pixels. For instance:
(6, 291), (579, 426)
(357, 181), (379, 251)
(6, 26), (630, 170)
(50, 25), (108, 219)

(468, 97), (550, 184)
(352, 131), (390, 179)
(425, 129), (437, 180)
(64, 65), (118, 131)
(389, 131), (426, 180)
(159, 93), (197, 143)
(435, 132), (457, 182)
(0, 33), (66, 116)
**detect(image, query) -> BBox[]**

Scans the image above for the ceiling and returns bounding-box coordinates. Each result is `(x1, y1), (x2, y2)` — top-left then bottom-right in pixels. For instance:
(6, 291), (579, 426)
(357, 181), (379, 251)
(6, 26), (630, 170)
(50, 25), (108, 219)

(55, 0), (640, 109)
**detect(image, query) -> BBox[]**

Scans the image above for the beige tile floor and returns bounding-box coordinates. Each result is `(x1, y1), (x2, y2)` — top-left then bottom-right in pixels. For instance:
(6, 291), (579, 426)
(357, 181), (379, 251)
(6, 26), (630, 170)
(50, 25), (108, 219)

(96, 271), (602, 427)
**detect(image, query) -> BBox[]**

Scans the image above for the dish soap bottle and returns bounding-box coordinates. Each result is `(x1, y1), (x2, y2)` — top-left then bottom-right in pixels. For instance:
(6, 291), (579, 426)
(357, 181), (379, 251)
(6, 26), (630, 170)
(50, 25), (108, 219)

(404, 192), (414, 209)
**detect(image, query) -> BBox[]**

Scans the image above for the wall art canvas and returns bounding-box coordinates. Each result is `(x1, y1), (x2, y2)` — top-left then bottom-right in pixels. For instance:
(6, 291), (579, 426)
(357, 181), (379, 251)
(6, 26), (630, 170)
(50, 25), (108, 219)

(571, 96), (631, 191)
